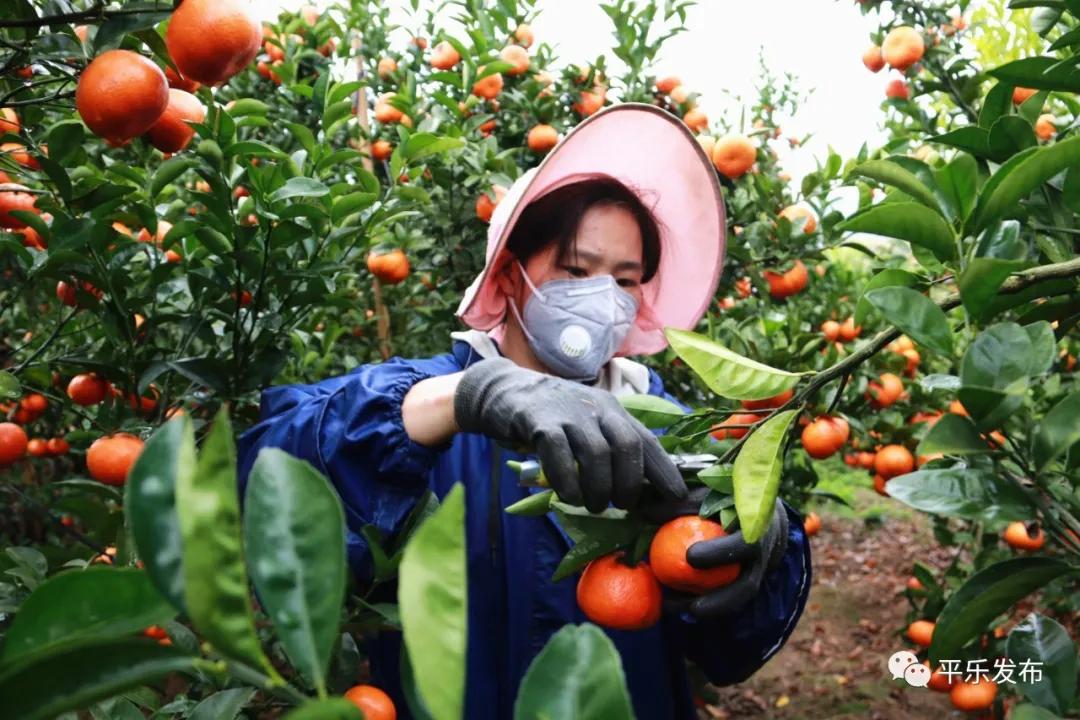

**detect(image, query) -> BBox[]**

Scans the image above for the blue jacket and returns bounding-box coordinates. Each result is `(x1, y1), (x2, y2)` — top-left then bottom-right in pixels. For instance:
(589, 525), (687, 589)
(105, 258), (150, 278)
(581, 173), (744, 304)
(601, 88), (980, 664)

(236, 338), (812, 719)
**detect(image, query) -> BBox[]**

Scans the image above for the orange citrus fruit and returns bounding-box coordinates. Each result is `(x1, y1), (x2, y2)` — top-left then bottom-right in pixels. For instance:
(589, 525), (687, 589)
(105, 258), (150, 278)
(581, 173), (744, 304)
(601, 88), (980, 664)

(146, 89), (205, 153)
(576, 552), (662, 631)
(0, 422), (29, 465)
(344, 685), (396, 720)
(76, 50), (169, 145)
(882, 26), (925, 70)
(86, 433), (144, 486)
(711, 135), (756, 179)
(906, 619), (934, 647)
(166, 0), (261, 85)
(1003, 521), (1045, 551)
(650, 516), (740, 594)
(875, 444), (914, 480)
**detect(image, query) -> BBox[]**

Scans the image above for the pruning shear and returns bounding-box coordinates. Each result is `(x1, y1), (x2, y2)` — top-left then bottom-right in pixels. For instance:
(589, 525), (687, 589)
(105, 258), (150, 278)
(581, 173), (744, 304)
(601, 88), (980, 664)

(508, 453), (722, 488)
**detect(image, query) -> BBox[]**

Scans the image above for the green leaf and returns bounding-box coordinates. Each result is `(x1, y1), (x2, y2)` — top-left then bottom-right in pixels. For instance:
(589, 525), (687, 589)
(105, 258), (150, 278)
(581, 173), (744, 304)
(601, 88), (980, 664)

(961, 323), (1035, 389)
(0, 370), (19, 399)
(226, 99), (269, 117)
(958, 257), (1030, 321)
(126, 417), (194, 614)
(886, 469), (1033, 522)
(513, 624), (634, 720)
(548, 511), (639, 582)
(979, 83), (1014, 130)
(835, 203), (957, 262)
(151, 157), (198, 199)
(92, 9), (171, 53)
(697, 465), (734, 494)
(403, 134), (466, 162)
(1024, 321), (1057, 375)
(971, 135), (1080, 233)
(0, 567), (174, 665)
(176, 408), (275, 677)
(916, 414), (991, 457)
(933, 153), (978, 223)
(1033, 391), (1080, 471)
(243, 448), (347, 695)
(189, 688), (256, 720)
(988, 115), (1038, 162)
(331, 192), (377, 224)
(285, 122), (316, 155)
(1009, 704), (1065, 720)
(847, 160), (942, 213)
(1006, 613), (1077, 715)
(0, 639), (195, 720)
(665, 328), (806, 401)
(271, 178), (330, 203)
(224, 141), (287, 159)
(864, 287), (954, 355)
(855, 269), (921, 326)
(930, 126), (991, 157)
(280, 698), (363, 720)
(990, 56), (1080, 92)
(733, 410), (798, 543)
(929, 557), (1077, 665)
(505, 490), (555, 517)
(618, 394), (685, 429)
(399, 484), (466, 720)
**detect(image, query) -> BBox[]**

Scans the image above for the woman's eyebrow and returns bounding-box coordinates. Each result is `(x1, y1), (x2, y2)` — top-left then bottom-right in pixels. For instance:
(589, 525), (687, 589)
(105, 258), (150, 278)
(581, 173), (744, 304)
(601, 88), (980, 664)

(567, 248), (643, 273)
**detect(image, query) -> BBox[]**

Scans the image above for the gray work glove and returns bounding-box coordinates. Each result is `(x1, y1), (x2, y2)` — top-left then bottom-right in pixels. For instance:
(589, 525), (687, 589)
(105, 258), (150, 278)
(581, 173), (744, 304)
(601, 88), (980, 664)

(454, 357), (688, 513)
(642, 488), (789, 619)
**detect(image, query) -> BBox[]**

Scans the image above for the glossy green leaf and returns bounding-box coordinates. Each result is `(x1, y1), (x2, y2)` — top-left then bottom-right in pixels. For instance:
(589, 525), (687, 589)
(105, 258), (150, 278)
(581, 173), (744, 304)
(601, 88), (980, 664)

(280, 699), (363, 720)
(854, 269), (921, 326)
(971, 135), (1080, 232)
(847, 160), (942, 213)
(988, 115), (1037, 162)
(933, 152), (978, 223)
(151, 157), (198, 198)
(665, 328), (806, 401)
(929, 557), (1077, 664)
(0, 567), (174, 665)
(916, 414), (990, 457)
(399, 483), (466, 720)
(0, 370), (19, 399)
(1006, 613), (1077, 715)
(505, 490), (555, 517)
(271, 178), (330, 203)
(959, 383), (1027, 433)
(697, 465), (734, 494)
(979, 83), (1014, 129)
(886, 469), (1033, 521)
(189, 688), (256, 720)
(733, 410), (798, 543)
(548, 511), (639, 582)
(930, 126), (990, 157)
(244, 448), (346, 694)
(126, 416), (194, 614)
(403, 134), (466, 162)
(1034, 391), (1080, 471)
(864, 287), (954, 355)
(1025, 322), (1057, 375)
(835, 203), (957, 262)
(958, 257), (1030, 321)
(990, 56), (1080, 92)
(961, 323), (1036, 388)
(513, 624), (634, 720)
(0, 639), (195, 720)
(176, 408), (275, 676)
(618, 394), (685, 429)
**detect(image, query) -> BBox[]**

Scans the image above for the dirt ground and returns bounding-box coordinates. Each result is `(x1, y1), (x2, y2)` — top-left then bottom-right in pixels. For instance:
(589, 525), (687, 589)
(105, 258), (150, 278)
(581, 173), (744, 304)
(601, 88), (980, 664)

(700, 490), (971, 720)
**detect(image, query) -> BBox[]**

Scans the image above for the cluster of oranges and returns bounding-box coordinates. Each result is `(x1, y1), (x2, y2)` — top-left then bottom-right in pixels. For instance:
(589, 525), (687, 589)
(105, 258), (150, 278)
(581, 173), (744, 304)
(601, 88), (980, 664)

(862, 25), (927, 101)
(800, 416), (850, 459)
(709, 388), (792, 440)
(576, 515), (741, 631)
(902, 618), (1000, 711)
(653, 75), (707, 132)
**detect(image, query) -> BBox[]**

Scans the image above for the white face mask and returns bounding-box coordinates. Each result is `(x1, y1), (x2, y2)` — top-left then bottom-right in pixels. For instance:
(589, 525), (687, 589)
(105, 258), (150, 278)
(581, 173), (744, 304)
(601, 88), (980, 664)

(507, 261), (640, 382)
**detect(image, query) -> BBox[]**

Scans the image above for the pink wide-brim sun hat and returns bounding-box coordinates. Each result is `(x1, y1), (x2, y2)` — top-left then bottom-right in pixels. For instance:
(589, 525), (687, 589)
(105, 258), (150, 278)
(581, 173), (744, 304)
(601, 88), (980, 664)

(455, 101), (726, 356)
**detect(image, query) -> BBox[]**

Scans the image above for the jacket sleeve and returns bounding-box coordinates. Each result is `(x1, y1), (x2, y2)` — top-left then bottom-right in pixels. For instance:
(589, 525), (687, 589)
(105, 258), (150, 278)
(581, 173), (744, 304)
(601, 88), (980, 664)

(236, 355), (460, 582)
(645, 369), (813, 685)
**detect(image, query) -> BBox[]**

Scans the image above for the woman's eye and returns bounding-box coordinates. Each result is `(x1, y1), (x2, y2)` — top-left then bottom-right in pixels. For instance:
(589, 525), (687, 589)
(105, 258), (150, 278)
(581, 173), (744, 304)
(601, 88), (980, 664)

(565, 266), (587, 278)
(617, 278), (639, 288)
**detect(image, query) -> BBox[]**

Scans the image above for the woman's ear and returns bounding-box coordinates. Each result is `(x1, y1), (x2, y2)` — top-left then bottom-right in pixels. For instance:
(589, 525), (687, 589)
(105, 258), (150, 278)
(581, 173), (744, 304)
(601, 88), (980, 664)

(494, 258), (518, 298)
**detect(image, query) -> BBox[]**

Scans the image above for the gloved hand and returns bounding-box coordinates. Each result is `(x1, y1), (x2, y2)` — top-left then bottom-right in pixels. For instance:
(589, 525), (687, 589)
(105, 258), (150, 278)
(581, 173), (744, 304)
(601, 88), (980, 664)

(454, 357), (687, 513)
(642, 487), (789, 619)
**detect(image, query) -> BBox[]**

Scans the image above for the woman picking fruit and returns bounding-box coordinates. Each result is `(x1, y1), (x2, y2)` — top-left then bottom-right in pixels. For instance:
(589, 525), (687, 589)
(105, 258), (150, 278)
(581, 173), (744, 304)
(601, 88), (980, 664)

(237, 103), (811, 720)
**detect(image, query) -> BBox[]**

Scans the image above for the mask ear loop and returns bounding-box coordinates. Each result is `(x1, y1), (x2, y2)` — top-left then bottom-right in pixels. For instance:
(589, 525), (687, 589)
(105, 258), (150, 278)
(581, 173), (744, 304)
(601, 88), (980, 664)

(506, 261), (541, 346)
(516, 260), (545, 302)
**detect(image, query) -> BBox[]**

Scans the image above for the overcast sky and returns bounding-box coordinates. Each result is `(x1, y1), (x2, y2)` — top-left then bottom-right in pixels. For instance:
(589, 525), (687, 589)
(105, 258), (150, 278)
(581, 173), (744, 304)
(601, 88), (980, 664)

(259, 1), (897, 184)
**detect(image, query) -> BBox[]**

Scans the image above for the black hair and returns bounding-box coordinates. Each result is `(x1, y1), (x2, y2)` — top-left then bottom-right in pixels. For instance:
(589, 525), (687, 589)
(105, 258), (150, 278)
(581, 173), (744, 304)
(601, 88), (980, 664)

(504, 177), (663, 283)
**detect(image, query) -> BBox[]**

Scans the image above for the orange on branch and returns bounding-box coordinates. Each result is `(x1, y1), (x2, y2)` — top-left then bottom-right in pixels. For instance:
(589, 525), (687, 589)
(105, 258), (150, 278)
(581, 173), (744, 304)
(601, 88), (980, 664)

(76, 50), (169, 144)
(166, 0), (261, 85)
(576, 553), (662, 631)
(650, 516), (740, 593)
(146, 89), (205, 153)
